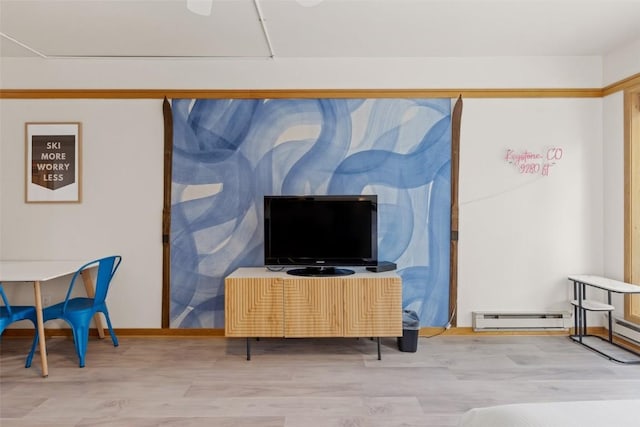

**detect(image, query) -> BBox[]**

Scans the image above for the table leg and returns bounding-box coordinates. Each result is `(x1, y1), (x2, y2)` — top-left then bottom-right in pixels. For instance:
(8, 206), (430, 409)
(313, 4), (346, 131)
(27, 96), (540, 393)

(577, 282), (583, 342)
(80, 269), (105, 339)
(581, 283), (587, 336)
(572, 280), (578, 337)
(607, 291), (613, 342)
(33, 281), (48, 377)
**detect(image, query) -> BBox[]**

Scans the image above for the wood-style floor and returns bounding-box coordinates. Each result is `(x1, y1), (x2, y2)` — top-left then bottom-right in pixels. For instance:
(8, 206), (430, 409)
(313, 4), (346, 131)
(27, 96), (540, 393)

(2, 334), (640, 426)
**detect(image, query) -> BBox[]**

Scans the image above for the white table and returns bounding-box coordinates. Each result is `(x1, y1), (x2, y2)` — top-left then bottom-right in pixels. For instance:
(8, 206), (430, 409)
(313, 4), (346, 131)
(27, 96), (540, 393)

(0, 260), (103, 377)
(568, 274), (640, 363)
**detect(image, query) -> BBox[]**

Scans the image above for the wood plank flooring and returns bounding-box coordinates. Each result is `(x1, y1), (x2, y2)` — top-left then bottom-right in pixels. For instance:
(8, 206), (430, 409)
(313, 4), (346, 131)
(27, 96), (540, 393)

(2, 334), (640, 426)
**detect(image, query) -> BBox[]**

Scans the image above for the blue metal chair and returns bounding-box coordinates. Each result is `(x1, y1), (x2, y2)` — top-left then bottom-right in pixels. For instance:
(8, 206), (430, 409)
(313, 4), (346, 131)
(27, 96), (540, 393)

(27, 256), (122, 368)
(0, 283), (39, 368)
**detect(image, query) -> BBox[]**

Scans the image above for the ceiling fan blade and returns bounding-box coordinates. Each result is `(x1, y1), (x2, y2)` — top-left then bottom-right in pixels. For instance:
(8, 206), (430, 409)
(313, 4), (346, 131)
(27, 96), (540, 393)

(296, 0), (324, 6)
(187, 0), (213, 16)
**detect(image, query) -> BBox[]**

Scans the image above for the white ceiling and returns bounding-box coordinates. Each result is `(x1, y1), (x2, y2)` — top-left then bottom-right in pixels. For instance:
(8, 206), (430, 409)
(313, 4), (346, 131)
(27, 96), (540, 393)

(1, 0), (639, 59)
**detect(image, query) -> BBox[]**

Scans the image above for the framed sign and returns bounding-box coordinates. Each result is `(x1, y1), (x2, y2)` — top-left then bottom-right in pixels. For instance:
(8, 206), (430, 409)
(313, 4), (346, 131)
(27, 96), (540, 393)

(25, 122), (82, 203)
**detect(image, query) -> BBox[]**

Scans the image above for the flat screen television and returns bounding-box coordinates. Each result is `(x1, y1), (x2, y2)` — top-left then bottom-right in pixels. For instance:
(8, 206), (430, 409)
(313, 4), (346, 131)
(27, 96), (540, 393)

(264, 195), (378, 276)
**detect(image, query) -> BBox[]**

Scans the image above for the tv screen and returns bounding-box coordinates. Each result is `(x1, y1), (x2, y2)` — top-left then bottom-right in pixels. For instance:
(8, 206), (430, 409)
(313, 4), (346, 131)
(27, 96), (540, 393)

(264, 195), (378, 276)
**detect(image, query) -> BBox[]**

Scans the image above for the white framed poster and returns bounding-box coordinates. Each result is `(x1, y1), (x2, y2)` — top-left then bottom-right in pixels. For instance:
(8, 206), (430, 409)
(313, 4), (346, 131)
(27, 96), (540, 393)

(25, 122), (82, 203)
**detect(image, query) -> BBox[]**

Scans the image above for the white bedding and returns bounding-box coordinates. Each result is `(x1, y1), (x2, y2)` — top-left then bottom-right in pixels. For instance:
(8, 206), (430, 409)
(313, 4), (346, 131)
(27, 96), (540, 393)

(458, 399), (640, 427)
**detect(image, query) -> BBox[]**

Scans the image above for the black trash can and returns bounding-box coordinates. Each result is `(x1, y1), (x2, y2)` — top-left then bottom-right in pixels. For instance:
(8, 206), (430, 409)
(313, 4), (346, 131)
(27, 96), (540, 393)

(397, 309), (420, 352)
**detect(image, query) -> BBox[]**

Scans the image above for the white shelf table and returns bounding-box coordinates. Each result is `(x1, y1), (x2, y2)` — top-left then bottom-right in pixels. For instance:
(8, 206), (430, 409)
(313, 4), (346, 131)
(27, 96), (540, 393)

(568, 275), (640, 364)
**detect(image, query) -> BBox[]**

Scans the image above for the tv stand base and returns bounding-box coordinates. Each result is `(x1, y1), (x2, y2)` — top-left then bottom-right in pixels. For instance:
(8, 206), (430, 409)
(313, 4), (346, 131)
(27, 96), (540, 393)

(244, 336), (383, 361)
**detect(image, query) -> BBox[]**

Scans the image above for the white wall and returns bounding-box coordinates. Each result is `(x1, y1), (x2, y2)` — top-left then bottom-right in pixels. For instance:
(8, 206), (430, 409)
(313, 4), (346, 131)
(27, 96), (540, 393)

(0, 100), (164, 327)
(601, 91), (626, 319)
(0, 54), (633, 328)
(604, 38), (640, 86)
(457, 98), (603, 325)
(0, 56), (603, 90)
(601, 37), (640, 315)
(602, 91), (625, 283)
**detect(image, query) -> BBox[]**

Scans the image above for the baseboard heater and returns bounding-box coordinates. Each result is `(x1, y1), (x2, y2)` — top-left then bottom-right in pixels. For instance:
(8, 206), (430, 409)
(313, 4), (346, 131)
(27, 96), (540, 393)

(608, 316), (640, 344)
(473, 311), (572, 331)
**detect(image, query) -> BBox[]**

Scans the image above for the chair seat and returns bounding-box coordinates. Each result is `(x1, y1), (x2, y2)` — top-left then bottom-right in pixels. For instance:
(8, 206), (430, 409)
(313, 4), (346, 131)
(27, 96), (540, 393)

(43, 298), (95, 320)
(0, 305), (37, 327)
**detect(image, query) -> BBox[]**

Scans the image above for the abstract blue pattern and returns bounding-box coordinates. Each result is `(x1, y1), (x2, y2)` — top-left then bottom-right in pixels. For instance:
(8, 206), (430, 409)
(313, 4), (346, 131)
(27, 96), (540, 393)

(171, 98), (451, 328)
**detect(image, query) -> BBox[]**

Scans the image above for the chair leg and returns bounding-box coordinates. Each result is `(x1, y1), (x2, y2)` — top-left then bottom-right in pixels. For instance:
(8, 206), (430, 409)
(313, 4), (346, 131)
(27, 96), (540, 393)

(70, 324), (89, 368)
(25, 328), (39, 368)
(103, 310), (119, 347)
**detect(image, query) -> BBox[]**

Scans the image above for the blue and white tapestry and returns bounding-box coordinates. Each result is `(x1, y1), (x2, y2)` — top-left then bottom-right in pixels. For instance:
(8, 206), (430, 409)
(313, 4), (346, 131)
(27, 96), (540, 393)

(170, 98), (451, 328)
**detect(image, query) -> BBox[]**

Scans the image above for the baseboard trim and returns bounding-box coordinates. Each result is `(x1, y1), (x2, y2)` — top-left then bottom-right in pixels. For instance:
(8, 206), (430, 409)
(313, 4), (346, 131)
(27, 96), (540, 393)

(2, 326), (617, 339)
(7, 326), (639, 353)
(2, 326), (590, 338)
(2, 328), (226, 338)
(419, 326), (580, 336)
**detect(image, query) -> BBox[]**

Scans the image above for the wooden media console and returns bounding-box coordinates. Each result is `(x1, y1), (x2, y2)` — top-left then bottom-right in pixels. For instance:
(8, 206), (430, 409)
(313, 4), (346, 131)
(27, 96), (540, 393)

(224, 267), (402, 359)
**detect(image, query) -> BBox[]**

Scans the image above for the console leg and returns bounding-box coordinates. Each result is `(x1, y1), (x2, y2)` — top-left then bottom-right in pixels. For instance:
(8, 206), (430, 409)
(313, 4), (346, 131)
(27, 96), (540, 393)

(572, 280), (578, 337)
(607, 292), (613, 342)
(377, 337), (381, 360)
(246, 337), (251, 361)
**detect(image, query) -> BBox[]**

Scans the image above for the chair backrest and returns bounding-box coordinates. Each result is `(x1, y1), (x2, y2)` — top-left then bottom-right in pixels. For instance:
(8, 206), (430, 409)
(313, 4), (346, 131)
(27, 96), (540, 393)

(63, 256), (122, 312)
(0, 284), (13, 316)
